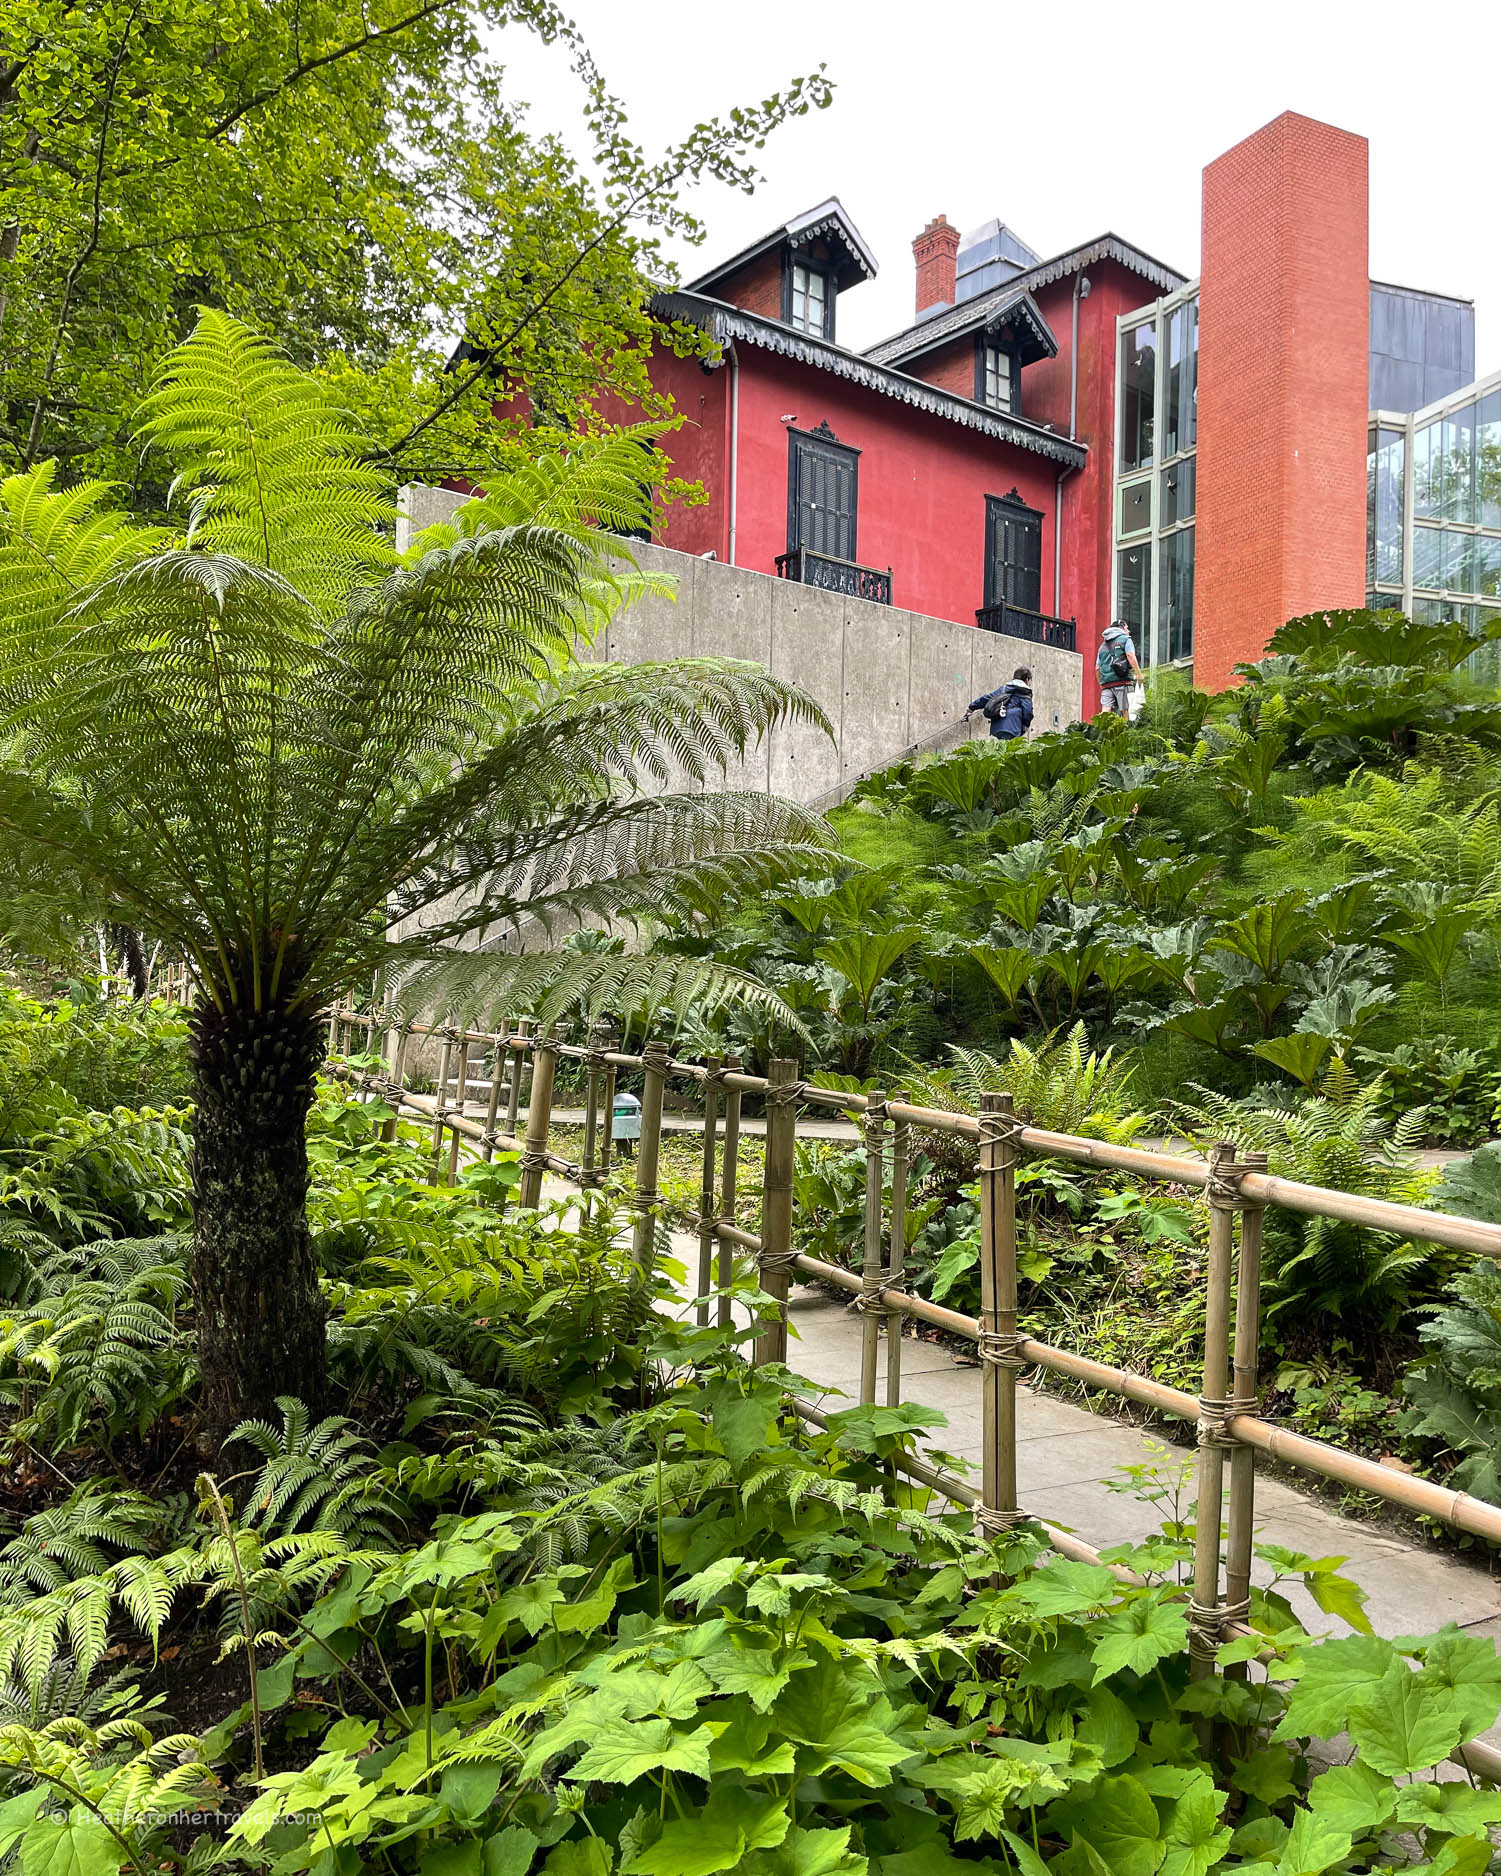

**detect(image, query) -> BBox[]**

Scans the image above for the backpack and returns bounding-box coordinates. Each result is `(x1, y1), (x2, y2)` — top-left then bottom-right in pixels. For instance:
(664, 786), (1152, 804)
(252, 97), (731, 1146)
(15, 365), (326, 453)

(1096, 634), (1132, 684)
(982, 688), (1008, 722)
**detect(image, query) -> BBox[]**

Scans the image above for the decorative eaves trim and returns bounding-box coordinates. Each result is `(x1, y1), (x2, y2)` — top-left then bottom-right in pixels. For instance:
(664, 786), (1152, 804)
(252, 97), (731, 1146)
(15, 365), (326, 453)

(652, 291), (1088, 468)
(886, 286), (1059, 369)
(866, 233), (1188, 366)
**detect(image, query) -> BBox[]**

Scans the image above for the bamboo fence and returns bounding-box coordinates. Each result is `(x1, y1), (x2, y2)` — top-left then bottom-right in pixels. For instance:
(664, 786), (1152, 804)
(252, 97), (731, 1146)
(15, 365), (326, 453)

(319, 1004), (1501, 1781)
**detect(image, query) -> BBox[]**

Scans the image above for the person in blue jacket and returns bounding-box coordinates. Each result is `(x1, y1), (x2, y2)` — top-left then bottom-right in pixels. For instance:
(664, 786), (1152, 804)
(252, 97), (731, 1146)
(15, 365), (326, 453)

(967, 666), (1034, 740)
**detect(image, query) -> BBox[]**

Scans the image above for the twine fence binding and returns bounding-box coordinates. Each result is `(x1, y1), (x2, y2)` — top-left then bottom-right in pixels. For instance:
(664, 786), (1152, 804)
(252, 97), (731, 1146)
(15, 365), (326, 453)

(299, 1000), (1501, 1783)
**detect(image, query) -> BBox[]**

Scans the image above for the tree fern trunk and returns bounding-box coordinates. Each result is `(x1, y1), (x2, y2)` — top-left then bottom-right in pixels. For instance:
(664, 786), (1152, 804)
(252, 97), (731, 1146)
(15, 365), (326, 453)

(190, 998), (326, 1446)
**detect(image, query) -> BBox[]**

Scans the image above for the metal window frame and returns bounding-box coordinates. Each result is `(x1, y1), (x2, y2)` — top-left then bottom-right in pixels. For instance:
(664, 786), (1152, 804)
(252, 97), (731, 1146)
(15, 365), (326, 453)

(1111, 277), (1200, 670)
(783, 255), (836, 340)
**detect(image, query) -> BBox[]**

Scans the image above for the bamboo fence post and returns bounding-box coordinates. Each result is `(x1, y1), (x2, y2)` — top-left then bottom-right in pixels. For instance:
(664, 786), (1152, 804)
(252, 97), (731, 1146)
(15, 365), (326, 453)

(519, 1027), (558, 1208)
(582, 1022), (610, 1189)
(382, 1023), (410, 1143)
(430, 1030), (454, 1177)
(753, 1059), (801, 1368)
(1189, 1141), (1240, 1700)
(631, 1039), (671, 1265)
(717, 1053), (743, 1330)
(976, 1092), (1024, 1540)
(886, 1089), (910, 1407)
(327, 1008), (340, 1056)
(1223, 1150), (1269, 1682)
(506, 1018), (530, 1138)
(481, 1027), (507, 1163)
(858, 1091), (888, 1405)
(444, 1036), (470, 1184)
(697, 1058), (723, 1327)
(600, 1048), (618, 1184)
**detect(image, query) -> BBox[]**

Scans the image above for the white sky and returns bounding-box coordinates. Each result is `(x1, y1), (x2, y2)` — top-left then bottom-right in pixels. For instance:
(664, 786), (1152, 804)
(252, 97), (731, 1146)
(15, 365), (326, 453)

(495, 0), (1498, 370)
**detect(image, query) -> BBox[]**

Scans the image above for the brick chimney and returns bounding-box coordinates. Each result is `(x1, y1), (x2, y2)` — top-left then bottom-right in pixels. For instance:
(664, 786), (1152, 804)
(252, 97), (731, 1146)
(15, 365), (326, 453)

(912, 214), (960, 314)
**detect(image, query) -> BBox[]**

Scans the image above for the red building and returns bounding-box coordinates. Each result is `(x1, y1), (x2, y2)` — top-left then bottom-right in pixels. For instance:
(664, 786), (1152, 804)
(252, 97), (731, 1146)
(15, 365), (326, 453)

(644, 199), (1182, 707)
(511, 112), (1458, 715)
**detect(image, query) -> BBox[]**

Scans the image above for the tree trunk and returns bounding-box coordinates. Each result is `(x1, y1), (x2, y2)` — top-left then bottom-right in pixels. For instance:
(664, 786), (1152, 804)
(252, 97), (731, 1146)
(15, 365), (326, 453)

(190, 997), (327, 1448)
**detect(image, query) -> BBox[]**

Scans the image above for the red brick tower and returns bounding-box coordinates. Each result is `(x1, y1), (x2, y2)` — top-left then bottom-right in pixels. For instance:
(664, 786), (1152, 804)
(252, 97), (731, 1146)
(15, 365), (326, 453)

(912, 215), (961, 314)
(1194, 113), (1369, 691)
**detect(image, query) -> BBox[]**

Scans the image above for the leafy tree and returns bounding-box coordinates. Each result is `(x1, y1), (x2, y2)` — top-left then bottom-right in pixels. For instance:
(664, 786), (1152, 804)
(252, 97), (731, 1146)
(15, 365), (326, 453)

(0, 0), (831, 490)
(0, 313), (829, 1439)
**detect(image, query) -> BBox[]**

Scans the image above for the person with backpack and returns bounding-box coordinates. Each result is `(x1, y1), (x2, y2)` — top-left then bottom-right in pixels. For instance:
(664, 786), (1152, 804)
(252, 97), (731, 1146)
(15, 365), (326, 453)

(1096, 622), (1141, 716)
(967, 666), (1034, 741)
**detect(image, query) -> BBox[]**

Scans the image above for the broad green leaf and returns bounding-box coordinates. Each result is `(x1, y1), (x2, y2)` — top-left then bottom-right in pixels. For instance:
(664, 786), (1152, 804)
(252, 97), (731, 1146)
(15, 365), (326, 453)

(555, 1558), (636, 1636)
(1273, 1634), (1397, 1739)
(1230, 1746), (1298, 1805)
(1305, 1760), (1395, 1835)
(1426, 1837), (1496, 1876)
(439, 1764), (505, 1823)
(1090, 1596), (1187, 1682)
(706, 1706), (796, 1777)
(544, 1844), (612, 1876)
(1160, 1775), (1231, 1876)
(492, 1578), (567, 1637)
(712, 1390), (781, 1468)
(1075, 1683), (1138, 1767)
(1392, 1780), (1501, 1833)
(18, 1813), (126, 1876)
(626, 1787), (789, 1876)
(484, 1830), (540, 1876)
(773, 1658), (917, 1788)
(1348, 1661), (1463, 1776)
(423, 1847), (483, 1876)
(999, 1832), (1051, 1876)
(1302, 1568), (1371, 1635)
(566, 1717), (713, 1785)
(821, 1401), (947, 1455)
(1420, 1629), (1501, 1740)
(1068, 1774), (1165, 1876)
(1271, 1812), (1351, 1876)
(1012, 1561), (1117, 1619)
(700, 1646), (811, 1713)
(741, 1825), (865, 1876)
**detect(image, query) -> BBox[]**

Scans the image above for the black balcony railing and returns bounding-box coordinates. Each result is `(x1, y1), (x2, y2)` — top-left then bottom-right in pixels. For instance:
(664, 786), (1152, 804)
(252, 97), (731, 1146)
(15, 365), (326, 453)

(775, 547), (893, 606)
(975, 599), (1076, 650)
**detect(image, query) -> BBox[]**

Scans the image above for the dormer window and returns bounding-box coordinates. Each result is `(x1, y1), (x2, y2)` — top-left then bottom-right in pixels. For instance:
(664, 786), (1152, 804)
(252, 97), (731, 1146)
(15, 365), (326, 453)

(786, 258), (833, 338)
(980, 341), (1015, 413)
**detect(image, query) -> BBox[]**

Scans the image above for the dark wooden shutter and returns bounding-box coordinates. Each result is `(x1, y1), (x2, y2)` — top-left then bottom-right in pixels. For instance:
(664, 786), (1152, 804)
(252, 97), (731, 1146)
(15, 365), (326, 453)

(985, 494), (1043, 612)
(789, 431), (858, 561)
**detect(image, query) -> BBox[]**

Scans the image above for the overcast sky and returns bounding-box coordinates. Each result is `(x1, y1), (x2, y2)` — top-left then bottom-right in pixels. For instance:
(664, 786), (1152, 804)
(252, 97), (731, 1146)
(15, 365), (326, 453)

(497, 0), (1498, 370)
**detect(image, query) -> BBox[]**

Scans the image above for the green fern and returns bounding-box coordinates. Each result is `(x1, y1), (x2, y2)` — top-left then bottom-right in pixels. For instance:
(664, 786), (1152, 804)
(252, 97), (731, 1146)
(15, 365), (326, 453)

(0, 1485), (167, 1605)
(908, 1022), (1149, 1144)
(224, 1397), (401, 1544)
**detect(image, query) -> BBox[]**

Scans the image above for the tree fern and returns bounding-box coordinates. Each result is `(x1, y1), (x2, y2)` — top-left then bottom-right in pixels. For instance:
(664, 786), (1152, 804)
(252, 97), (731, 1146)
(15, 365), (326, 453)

(0, 312), (833, 1432)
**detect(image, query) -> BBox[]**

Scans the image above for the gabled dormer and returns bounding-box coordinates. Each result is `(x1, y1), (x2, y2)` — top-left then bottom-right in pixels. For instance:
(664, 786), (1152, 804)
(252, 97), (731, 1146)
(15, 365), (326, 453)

(683, 199), (877, 345)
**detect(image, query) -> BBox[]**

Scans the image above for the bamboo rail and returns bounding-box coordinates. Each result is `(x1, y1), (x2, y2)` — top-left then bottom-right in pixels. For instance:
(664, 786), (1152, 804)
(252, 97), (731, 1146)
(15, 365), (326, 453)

(317, 1005), (1501, 1779)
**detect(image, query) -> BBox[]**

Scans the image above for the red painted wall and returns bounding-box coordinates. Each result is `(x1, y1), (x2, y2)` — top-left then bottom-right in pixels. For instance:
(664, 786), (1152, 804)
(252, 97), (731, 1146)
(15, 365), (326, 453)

(1196, 113), (1369, 691)
(1027, 262), (1159, 711)
(652, 346), (1062, 631)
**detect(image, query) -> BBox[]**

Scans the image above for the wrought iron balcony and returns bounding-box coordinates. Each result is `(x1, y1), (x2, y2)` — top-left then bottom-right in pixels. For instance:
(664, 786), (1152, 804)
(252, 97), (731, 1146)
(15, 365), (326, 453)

(775, 546), (893, 605)
(975, 599), (1076, 651)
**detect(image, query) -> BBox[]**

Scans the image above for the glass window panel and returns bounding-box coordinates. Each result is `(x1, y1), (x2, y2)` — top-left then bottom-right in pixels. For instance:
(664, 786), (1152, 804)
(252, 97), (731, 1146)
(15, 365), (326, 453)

(1412, 524), (1443, 589)
(1120, 323), (1156, 471)
(1163, 301), (1198, 457)
(1414, 422), (1443, 520)
(1442, 530), (1476, 594)
(1160, 455), (1195, 527)
(789, 264), (828, 336)
(1366, 428), (1404, 586)
(1478, 391), (1501, 531)
(1442, 406), (1476, 524)
(1157, 526), (1194, 664)
(983, 345), (1012, 412)
(1467, 609), (1501, 686)
(1472, 534), (1501, 599)
(1116, 544), (1149, 650)
(1118, 478), (1151, 535)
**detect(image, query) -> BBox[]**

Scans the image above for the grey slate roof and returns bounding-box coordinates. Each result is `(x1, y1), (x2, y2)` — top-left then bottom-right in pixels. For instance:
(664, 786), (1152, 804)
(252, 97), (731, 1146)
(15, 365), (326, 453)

(865, 233), (1189, 368)
(685, 198), (879, 297)
(651, 290), (1087, 469)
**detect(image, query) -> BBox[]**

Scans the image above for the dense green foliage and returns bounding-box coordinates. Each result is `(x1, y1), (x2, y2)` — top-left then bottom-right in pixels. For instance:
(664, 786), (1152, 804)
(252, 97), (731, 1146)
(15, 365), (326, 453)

(0, 0), (830, 491)
(0, 1023), (1490, 1874)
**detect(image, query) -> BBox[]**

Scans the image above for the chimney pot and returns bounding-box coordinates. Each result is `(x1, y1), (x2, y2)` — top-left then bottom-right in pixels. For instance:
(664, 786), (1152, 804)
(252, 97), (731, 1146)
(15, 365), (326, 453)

(912, 213), (961, 314)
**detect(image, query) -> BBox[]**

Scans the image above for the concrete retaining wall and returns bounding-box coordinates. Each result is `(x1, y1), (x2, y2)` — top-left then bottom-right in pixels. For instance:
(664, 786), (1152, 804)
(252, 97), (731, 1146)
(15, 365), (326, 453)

(398, 485), (1083, 803)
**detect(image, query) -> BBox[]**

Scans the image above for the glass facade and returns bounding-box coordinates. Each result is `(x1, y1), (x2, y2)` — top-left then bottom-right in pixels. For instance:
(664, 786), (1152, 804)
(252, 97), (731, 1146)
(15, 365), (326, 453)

(1113, 282), (1198, 669)
(1366, 368), (1501, 685)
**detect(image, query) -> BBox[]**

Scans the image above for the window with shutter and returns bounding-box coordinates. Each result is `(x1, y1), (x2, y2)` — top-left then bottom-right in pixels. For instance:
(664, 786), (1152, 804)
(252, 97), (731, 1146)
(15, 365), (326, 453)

(788, 427), (859, 562)
(985, 492), (1043, 613)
